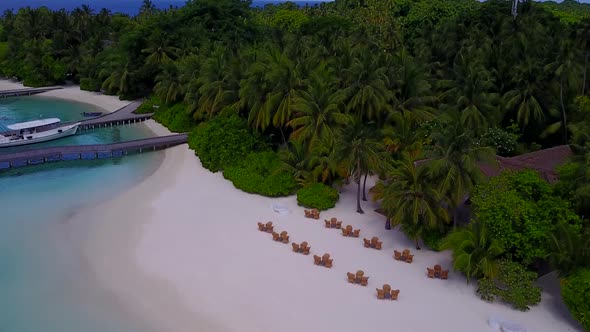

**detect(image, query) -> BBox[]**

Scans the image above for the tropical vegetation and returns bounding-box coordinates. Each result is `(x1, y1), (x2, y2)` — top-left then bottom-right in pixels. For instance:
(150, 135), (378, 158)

(2, 0), (590, 324)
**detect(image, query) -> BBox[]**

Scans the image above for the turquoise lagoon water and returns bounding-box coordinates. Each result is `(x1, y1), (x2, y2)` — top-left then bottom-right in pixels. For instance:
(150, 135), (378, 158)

(0, 97), (163, 332)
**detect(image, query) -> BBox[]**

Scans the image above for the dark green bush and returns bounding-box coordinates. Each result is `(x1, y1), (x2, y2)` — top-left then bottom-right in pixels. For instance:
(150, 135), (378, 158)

(561, 269), (590, 331)
(223, 151), (297, 197)
(79, 78), (101, 92)
(152, 103), (194, 133)
(477, 260), (542, 311)
(188, 114), (267, 172)
(476, 126), (519, 157)
(296, 183), (340, 211)
(422, 228), (447, 252)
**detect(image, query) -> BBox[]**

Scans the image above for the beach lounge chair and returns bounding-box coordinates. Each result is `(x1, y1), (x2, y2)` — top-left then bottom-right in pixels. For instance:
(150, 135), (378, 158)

(363, 238), (371, 247)
(305, 209), (312, 218)
(313, 255), (322, 265)
(265, 222), (274, 233)
(352, 229), (360, 237)
(441, 270), (449, 279)
(336, 221), (342, 229)
(406, 254), (414, 263)
(292, 243), (300, 252)
(342, 225), (352, 236)
(347, 272), (355, 283)
(394, 250), (402, 260)
(360, 276), (369, 286)
(390, 289), (400, 300)
(427, 268), (435, 278)
(302, 246), (310, 255)
(355, 270), (364, 280)
(312, 209), (320, 219)
(280, 231), (289, 243)
(376, 288), (385, 299)
(272, 231), (280, 241)
(383, 284), (391, 294)
(257, 222), (265, 231)
(324, 259), (333, 268)
(375, 241), (382, 250)
(324, 220), (331, 228)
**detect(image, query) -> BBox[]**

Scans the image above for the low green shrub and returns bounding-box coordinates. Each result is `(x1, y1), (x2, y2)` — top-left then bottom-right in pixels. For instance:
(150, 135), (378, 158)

(477, 260), (542, 311)
(152, 103), (194, 133)
(223, 151), (297, 197)
(79, 78), (101, 92)
(422, 228), (447, 252)
(561, 269), (590, 331)
(296, 183), (340, 211)
(188, 114), (267, 172)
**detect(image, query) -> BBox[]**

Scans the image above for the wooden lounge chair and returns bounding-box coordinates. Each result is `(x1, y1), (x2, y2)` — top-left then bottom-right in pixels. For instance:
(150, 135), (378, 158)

(257, 222), (265, 231)
(324, 220), (331, 228)
(292, 243), (300, 252)
(311, 209), (320, 219)
(324, 259), (333, 268)
(265, 222), (273, 233)
(302, 246), (310, 255)
(300, 241), (308, 249)
(280, 231), (289, 243)
(272, 231), (280, 241)
(363, 238), (371, 248)
(434, 264), (442, 272)
(390, 289), (400, 300)
(406, 254), (414, 263)
(313, 255), (322, 265)
(355, 270), (364, 280)
(342, 228), (350, 236)
(383, 284), (391, 294)
(360, 276), (369, 286)
(394, 250), (402, 260)
(440, 270), (449, 280)
(375, 241), (383, 250)
(336, 221), (342, 229)
(376, 288), (385, 299)
(371, 237), (379, 245)
(347, 272), (355, 283)
(352, 229), (360, 237)
(305, 209), (312, 218)
(427, 268), (435, 278)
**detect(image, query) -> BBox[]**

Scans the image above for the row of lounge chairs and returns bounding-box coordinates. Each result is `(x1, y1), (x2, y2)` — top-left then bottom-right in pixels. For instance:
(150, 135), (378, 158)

(292, 241), (311, 255)
(376, 284), (400, 300)
(363, 237), (383, 250)
(313, 253), (333, 268)
(342, 225), (360, 237)
(427, 264), (449, 279)
(304, 209), (320, 219)
(394, 249), (414, 263)
(347, 270), (369, 286)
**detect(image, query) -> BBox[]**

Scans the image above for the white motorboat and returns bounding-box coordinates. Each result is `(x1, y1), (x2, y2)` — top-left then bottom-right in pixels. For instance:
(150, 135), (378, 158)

(0, 118), (80, 147)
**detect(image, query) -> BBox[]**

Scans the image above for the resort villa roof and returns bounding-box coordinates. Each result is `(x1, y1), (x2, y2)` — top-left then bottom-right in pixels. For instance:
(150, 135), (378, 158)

(478, 145), (572, 183)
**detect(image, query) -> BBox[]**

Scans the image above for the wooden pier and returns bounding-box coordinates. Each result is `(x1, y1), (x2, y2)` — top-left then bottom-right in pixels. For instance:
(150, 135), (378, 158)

(0, 86), (63, 98)
(73, 100), (153, 131)
(0, 134), (188, 170)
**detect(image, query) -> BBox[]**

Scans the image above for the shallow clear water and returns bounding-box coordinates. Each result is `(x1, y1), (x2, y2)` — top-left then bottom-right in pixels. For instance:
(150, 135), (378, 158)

(0, 96), (162, 332)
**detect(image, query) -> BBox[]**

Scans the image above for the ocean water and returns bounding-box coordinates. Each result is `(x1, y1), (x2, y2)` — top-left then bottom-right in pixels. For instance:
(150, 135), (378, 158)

(0, 97), (163, 332)
(0, 0), (331, 15)
(1, 0), (587, 15)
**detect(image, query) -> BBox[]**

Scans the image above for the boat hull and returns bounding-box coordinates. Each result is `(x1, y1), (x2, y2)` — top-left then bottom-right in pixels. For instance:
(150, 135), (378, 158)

(0, 123), (80, 147)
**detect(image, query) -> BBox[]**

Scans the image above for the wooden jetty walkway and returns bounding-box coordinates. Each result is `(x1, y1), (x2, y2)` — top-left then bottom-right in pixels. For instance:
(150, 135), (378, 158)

(0, 86), (63, 98)
(73, 100), (153, 131)
(0, 134), (188, 170)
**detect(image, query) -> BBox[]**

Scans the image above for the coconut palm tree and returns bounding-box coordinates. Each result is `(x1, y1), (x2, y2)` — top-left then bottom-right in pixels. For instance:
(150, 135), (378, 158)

(427, 118), (496, 228)
(337, 116), (384, 213)
(288, 64), (348, 148)
(441, 220), (505, 283)
(380, 149), (447, 249)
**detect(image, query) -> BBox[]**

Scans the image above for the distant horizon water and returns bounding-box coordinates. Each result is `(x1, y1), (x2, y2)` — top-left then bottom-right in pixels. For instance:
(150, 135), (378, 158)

(0, 1), (332, 15)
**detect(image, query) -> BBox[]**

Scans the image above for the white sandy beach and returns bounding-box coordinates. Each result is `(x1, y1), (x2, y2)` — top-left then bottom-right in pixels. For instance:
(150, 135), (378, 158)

(71, 128), (583, 332)
(0, 80), (581, 331)
(0, 80), (130, 112)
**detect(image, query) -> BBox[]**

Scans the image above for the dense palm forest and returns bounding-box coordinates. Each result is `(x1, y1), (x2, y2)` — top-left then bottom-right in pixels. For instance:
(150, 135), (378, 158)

(2, 0), (590, 328)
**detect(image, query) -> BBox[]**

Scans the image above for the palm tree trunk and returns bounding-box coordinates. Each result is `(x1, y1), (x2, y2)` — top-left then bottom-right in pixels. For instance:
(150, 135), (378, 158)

(415, 238), (421, 250)
(362, 172), (368, 201)
(385, 218), (391, 230)
(560, 78), (568, 144)
(356, 158), (364, 214)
